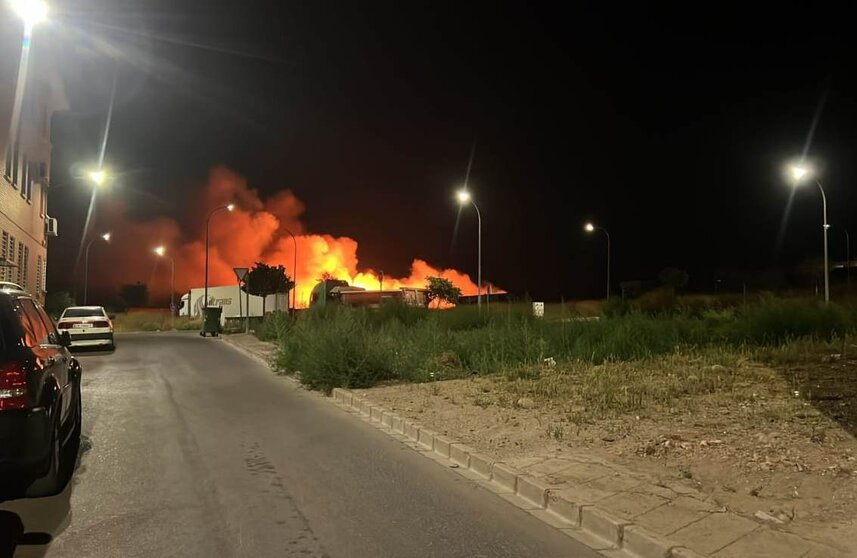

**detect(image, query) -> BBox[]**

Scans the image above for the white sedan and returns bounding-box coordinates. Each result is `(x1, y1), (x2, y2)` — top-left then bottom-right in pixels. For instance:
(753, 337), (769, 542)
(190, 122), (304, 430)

(57, 306), (115, 350)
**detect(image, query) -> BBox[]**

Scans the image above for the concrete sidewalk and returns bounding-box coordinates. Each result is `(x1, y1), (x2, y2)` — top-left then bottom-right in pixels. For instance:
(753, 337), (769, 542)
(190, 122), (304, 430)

(222, 333), (848, 558)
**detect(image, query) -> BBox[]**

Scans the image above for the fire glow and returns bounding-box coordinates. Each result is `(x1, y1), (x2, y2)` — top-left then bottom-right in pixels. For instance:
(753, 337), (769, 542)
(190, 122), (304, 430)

(91, 167), (497, 307)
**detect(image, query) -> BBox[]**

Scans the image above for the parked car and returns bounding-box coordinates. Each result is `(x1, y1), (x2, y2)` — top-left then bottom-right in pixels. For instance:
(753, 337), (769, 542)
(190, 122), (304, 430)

(0, 288), (82, 498)
(57, 306), (114, 350)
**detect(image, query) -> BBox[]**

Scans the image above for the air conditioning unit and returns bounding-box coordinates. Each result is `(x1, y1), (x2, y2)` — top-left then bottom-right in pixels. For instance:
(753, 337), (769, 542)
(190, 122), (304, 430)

(45, 217), (58, 237)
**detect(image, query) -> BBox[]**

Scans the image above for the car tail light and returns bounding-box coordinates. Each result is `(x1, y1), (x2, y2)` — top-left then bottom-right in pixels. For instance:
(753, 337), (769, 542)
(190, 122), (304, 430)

(57, 321), (75, 329)
(0, 361), (28, 410)
(92, 320), (110, 328)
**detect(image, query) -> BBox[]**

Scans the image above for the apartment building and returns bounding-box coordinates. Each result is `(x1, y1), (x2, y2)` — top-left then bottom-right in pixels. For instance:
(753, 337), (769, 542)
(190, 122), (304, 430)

(0, 19), (67, 299)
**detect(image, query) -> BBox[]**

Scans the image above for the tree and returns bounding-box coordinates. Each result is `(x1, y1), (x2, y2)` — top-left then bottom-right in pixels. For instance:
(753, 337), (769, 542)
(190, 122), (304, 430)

(119, 283), (149, 308)
(243, 262), (294, 315)
(44, 291), (75, 318)
(425, 276), (462, 308)
(658, 267), (689, 292)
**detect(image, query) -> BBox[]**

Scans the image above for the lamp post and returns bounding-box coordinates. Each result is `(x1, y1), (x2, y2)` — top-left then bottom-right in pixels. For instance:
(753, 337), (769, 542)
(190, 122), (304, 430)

(456, 189), (482, 308)
(844, 228), (851, 287)
(282, 227), (298, 312)
(154, 246), (175, 328)
(585, 222), (611, 301)
(83, 232), (110, 305)
(204, 203), (235, 314)
(790, 165), (829, 304)
(7, 1), (47, 168)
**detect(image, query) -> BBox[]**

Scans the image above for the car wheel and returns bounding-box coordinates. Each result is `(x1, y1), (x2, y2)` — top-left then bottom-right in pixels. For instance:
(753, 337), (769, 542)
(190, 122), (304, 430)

(25, 415), (63, 498)
(61, 384), (83, 479)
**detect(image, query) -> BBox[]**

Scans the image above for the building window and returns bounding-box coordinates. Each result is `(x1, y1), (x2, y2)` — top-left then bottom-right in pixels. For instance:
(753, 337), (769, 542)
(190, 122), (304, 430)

(4, 145), (11, 180)
(4, 236), (15, 283)
(39, 182), (47, 217)
(1, 231), (9, 282)
(16, 243), (27, 289)
(22, 155), (30, 201)
(11, 140), (19, 187)
(36, 256), (43, 294)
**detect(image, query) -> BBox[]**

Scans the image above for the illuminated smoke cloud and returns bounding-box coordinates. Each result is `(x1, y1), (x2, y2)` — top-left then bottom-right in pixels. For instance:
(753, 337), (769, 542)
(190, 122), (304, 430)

(91, 166), (497, 306)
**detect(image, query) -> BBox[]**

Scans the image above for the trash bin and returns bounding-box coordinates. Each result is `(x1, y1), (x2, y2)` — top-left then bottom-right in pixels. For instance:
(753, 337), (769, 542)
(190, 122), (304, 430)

(200, 307), (222, 337)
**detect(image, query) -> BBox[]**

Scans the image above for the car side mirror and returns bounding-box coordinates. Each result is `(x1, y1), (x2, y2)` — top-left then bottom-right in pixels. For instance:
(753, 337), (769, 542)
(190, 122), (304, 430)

(60, 331), (72, 347)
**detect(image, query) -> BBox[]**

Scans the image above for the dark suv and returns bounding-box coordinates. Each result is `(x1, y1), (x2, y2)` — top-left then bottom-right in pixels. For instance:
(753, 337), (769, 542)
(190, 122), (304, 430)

(0, 289), (82, 498)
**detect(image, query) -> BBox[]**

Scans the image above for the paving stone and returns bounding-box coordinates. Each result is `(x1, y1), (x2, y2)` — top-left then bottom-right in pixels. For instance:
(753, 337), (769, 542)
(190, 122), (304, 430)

(711, 528), (817, 558)
(552, 483), (616, 506)
(586, 473), (645, 493)
(802, 544), (852, 558)
(631, 483), (680, 500)
(547, 461), (612, 483)
(505, 456), (548, 470)
(671, 513), (758, 556)
(635, 496), (718, 535)
(598, 491), (669, 520)
(526, 457), (577, 476)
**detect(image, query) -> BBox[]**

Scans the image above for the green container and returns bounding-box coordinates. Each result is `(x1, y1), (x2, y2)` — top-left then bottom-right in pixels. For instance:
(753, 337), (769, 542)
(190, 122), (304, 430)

(201, 307), (223, 337)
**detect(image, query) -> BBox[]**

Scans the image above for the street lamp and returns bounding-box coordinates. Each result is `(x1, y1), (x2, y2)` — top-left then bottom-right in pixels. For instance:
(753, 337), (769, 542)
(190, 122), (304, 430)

(10, 0), (48, 29)
(789, 164), (830, 304)
(83, 232), (111, 305)
(282, 227), (298, 312)
(154, 246), (175, 324)
(845, 228), (851, 287)
(88, 169), (106, 186)
(584, 222), (611, 301)
(204, 203), (235, 315)
(456, 189), (482, 308)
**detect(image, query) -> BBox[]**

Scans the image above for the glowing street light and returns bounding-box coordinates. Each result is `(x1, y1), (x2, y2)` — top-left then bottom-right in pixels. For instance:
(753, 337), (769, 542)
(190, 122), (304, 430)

(204, 203), (235, 318)
(10, 0), (48, 29)
(153, 246), (176, 320)
(88, 169), (107, 186)
(455, 189), (482, 308)
(584, 222), (611, 301)
(83, 231), (111, 305)
(788, 162), (830, 304)
(790, 165), (809, 181)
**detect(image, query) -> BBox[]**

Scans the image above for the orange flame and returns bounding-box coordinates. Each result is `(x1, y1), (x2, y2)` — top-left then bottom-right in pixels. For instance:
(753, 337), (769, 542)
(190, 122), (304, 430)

(91, 167), (499, 307)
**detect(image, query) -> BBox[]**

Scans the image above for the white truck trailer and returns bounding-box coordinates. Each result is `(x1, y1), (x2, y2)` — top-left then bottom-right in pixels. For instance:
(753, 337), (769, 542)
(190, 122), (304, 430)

(178, 285), (287, 325)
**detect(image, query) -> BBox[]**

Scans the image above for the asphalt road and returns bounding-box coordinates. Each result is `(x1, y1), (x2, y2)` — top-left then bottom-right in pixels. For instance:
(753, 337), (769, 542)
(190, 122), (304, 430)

(1, 333), (599, 558)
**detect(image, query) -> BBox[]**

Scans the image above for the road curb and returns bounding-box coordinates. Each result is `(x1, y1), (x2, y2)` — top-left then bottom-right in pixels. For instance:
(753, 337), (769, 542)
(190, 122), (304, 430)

(331, 387), (689, 558)
(222, 335), (837, 558)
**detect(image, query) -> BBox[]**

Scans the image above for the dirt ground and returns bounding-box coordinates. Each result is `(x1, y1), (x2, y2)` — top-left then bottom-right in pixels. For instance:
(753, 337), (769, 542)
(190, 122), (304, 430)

(357, 355), (857, 553)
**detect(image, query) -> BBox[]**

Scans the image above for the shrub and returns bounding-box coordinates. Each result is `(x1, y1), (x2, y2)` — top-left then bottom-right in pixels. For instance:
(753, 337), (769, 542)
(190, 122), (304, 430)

(270, 297), (857, 392)
(256, 311), (293, 342)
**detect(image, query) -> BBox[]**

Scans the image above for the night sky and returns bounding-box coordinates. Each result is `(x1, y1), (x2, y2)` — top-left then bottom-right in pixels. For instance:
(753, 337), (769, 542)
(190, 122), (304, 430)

(37, 2), (857, 300)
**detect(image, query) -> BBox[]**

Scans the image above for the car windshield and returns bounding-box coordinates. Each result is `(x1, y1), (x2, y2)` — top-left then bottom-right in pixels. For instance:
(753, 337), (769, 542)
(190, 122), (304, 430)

(63, 308), (105, 318)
